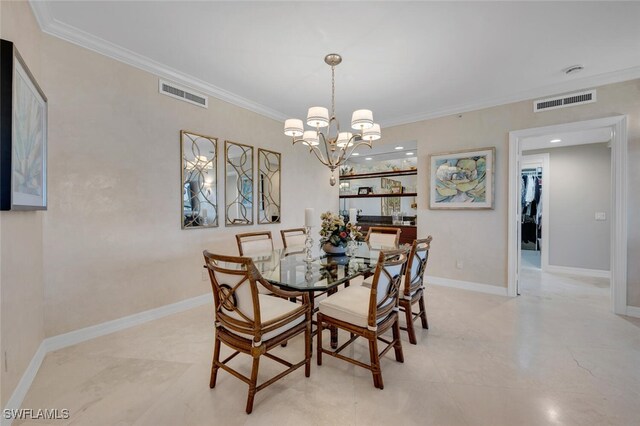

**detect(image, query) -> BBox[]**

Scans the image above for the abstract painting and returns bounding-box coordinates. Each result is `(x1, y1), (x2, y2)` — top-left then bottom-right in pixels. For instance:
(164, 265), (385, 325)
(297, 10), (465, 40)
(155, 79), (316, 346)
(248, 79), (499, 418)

(0, 40), (48, 210)
(428, 147), (495, 209)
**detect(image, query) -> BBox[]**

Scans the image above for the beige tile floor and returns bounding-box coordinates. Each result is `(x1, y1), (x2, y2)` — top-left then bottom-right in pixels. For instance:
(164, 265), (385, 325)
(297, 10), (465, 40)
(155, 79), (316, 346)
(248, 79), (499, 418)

(17, 263), (640, 426)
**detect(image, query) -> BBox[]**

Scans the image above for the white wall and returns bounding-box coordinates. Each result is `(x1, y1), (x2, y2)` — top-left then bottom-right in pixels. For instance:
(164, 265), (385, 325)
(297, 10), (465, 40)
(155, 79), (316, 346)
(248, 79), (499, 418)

(383, 79), (640, 306)
(0, 1), (337, 404)
(0, 1), (46, 407)
(524, 143), (611, 271)
(39, 34), (337, 337)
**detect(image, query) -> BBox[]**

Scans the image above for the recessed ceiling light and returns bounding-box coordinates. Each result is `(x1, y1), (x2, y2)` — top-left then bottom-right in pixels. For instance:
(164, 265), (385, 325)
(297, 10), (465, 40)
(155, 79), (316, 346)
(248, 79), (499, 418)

(352, 152), (360, 156)
(550, 139), (562, 143)
(406, 152), (414, 156)
(365, 157), (373, 160)
(395, 146), (404, 150)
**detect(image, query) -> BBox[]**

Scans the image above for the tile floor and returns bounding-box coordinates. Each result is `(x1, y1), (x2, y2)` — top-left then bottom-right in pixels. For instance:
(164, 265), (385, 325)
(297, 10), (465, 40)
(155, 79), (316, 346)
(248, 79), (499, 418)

(16, 267), (640, 425)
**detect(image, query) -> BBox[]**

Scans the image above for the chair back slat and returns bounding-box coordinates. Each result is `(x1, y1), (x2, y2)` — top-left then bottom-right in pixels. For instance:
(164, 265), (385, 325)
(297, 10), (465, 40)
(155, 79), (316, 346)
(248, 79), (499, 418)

(236, 231), (274, 256)
(280, 228), (307, 249)
(367, 248), (409, 326)
(203, 251), (262, 336)
(366, 226), (401, 249)
(404, 237), (433, 297)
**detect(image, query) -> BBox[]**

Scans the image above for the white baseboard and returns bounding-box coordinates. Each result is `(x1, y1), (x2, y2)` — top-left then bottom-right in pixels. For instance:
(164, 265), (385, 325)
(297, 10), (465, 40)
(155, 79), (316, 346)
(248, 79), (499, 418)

(45, 294), (210, 352)
(545, 264), (610, 279)
(426, 275), (509, 297)
(2, 343), (47, 426)
(1, 294), (210, 425)
(626, 306), (640, 318)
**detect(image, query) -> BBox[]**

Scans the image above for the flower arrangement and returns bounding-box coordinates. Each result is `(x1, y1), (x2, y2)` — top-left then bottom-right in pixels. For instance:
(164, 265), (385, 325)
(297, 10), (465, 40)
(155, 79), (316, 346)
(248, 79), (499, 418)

(319, 211), (363, 247)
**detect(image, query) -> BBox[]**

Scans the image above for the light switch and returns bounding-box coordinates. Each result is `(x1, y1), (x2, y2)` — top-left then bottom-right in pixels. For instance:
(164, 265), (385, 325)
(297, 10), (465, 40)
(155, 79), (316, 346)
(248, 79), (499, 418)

(595, 212), (606, 221)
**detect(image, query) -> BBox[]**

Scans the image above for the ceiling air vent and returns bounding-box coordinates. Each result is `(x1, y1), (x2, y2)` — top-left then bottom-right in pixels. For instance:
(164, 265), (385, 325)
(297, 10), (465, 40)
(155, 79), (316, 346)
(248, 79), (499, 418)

(159, 79), (208, 108)
(533, 89), (596, 112)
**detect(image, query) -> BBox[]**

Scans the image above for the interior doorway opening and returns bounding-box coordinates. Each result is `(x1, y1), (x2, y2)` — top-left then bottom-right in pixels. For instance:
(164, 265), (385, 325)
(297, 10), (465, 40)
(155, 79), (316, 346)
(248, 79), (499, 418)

(508, 116), (628, 314)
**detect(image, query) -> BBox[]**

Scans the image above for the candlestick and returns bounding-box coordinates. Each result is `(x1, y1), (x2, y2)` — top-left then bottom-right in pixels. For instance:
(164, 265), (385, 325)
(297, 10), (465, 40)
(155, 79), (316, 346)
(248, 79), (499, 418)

(303, 226), (314, 263)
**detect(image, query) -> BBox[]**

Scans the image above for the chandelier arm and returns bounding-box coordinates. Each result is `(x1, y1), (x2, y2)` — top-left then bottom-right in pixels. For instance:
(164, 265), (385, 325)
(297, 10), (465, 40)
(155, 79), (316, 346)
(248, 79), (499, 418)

(342, 139), (373, 162)
(317, 132), (335, 168)
(309, 145), (331, 167)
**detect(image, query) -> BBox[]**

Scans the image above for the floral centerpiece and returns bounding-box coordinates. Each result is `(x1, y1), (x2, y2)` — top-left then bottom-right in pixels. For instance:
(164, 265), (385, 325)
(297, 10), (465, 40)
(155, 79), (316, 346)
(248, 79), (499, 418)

(319, 211), (363, 255)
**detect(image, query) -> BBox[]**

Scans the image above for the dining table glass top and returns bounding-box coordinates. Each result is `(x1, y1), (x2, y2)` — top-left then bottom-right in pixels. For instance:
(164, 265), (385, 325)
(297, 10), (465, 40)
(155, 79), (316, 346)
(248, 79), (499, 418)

(217, 243), (386, 292)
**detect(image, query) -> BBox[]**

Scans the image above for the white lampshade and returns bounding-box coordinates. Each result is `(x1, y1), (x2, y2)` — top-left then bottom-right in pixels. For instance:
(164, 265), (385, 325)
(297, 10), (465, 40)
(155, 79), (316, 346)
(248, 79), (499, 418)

(284, 119), (304, 137)
(336, 132), (353, 148)
(362, 123), (381, 142)
(351, 109), (373, 130)
(302, 130), (319, 146)
(307, 107), (329, 128)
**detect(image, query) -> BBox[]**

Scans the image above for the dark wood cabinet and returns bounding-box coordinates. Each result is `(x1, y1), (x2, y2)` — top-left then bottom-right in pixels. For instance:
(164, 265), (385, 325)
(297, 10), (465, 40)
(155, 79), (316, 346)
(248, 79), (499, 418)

(357, 223), (417, 245)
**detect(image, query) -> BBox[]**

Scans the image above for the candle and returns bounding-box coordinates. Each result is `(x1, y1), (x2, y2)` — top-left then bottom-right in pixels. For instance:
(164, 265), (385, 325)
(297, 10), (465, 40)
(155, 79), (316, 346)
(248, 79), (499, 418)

(305, 208), (314, 228)
(349, 208), (357, 224)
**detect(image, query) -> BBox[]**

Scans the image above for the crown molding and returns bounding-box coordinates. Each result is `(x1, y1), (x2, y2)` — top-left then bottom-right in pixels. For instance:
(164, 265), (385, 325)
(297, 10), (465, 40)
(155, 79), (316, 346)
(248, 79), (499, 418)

(28, 1), (288, 122)
(380, 66), (640, 128)
(28, 1), (640, 130)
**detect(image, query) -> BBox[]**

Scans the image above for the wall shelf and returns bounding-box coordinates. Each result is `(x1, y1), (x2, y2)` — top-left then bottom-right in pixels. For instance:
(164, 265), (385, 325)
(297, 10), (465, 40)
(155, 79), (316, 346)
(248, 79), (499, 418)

(339, 192), (417, 199)
(339, 169), (417, 181)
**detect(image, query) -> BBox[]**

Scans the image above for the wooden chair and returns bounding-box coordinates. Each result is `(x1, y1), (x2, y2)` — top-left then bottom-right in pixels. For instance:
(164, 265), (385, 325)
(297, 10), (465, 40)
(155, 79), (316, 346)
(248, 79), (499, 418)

(236, 231), (274, 256)
(399, 237), (433, 344)
(280, 228), (307, 249)
(316, 248), (408, 389)
(365, 226), (401, 249)
(203, 251), (312, 414)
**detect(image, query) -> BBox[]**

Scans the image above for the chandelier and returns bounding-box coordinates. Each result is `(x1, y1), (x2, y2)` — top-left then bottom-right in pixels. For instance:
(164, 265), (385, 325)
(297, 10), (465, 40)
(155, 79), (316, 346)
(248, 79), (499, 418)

(284, 53), (380, 186)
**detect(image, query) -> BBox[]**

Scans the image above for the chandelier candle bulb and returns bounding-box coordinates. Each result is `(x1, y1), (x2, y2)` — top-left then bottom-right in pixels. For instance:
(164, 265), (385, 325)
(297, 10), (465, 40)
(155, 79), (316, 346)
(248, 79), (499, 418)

(305, 208), (315, 228)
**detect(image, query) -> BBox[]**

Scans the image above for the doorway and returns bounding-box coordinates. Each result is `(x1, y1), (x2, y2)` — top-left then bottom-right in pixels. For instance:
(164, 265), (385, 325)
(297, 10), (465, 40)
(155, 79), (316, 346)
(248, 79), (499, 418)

(508, 116), (628, 314)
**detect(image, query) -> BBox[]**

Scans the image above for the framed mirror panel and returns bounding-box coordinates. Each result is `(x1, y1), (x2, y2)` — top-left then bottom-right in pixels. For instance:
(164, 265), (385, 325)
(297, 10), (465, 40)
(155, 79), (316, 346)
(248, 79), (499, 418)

(181, 131), (218, 229)
(225, 141), (254, 226)
(258, 149), (281, 224)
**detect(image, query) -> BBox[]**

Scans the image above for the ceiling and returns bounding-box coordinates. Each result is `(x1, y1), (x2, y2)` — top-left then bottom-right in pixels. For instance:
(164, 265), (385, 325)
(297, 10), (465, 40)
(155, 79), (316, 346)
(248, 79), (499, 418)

(521, 127), (612, 151)
(31, 1), (640, 127)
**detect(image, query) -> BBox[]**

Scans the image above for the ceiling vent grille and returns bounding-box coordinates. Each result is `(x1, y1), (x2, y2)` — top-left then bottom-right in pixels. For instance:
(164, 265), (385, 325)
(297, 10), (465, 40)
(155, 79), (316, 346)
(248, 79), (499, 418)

(534, 89), (596, 112)
(159, 79), (208, 108)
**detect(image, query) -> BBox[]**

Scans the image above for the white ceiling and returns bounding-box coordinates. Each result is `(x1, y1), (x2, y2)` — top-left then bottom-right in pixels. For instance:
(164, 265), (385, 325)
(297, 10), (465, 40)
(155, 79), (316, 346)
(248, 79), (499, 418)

(521, 127), (612, 151)
(31, 1), (640, 127)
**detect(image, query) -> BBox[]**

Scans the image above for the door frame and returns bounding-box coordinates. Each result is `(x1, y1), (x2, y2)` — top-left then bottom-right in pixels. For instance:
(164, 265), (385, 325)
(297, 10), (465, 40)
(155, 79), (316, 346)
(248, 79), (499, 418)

(507, 116), (628, 314)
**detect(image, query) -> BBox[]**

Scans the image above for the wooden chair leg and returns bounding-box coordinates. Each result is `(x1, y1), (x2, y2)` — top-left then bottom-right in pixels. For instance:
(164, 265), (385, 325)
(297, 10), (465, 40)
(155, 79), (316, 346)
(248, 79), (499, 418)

(418, 294), (428, 329)
(404, 302), (418, 345)
(246, 356), (260, 414)
(305, 315), (312, 377)
(316, 313), (323, 366)
(368, 336), (383, 389)
(392, 317), (404, 363)
(209, 335), (221, 388)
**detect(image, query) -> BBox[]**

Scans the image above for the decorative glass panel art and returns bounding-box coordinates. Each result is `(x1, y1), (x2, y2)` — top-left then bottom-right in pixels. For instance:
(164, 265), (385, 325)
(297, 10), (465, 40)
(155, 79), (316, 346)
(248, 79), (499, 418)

(181, 131), (218, 228)
(225, 141), (254, 226)
(258, 149), (281, 224)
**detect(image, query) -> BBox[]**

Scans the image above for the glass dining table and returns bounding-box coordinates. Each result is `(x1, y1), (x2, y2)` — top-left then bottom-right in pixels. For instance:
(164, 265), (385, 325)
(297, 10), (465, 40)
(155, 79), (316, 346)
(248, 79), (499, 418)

(247, 243), (382, 293)
(230, 243), (386, 348)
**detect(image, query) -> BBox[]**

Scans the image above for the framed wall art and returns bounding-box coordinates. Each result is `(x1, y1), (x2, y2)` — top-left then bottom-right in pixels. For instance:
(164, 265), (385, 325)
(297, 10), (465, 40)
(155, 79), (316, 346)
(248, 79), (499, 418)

(0, 39), (48, 211)
(428, 147), (495, 210)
